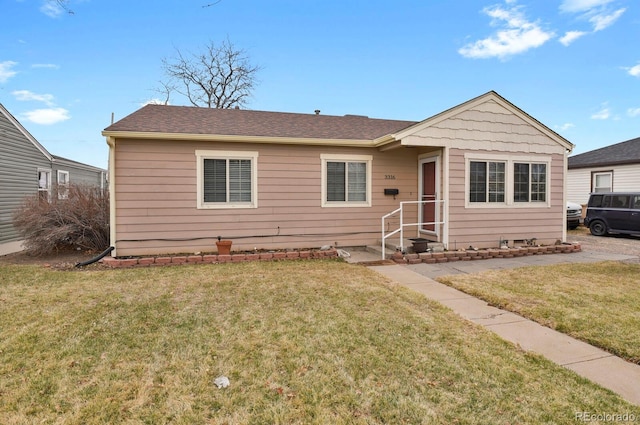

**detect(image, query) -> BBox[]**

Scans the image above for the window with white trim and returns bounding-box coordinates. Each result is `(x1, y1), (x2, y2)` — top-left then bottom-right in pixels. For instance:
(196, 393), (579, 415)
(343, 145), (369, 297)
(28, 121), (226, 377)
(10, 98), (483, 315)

(466, 154), (550, 207)
(37, 169), (51, 201)
(592, 171), (612, 193)
(321, 154), (372, 207)
(57, 170), (70, 199)
(513, 163), (546, 202)
(469, 161), (505, 203)
(196, 150), (258, 209)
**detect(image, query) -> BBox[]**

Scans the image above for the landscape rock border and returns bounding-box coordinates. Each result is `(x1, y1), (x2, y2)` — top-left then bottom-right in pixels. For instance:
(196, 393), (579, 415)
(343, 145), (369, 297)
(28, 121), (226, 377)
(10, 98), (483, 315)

(391, 243), (582, 264)
(100, 248), (339, 268)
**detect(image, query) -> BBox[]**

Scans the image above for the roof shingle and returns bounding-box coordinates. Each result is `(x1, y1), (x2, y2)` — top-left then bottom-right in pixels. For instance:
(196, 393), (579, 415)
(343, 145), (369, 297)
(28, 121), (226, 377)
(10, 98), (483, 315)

(568, 136), (640, 169)
(104, 104), (417, 141)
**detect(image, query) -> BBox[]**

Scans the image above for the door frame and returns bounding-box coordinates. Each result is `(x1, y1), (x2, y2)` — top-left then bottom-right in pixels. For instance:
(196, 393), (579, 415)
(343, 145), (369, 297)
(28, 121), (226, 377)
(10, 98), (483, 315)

(418, 155), (441, 237)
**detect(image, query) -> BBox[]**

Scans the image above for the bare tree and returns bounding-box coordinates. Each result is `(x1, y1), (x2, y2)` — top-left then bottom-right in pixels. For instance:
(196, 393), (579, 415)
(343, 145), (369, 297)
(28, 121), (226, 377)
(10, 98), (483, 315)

(51, 0), (74, 14)
(158, 39), (261, 108)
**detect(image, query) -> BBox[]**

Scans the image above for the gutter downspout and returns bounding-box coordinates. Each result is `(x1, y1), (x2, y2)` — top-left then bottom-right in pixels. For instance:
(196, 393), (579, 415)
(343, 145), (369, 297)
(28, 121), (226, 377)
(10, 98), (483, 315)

(106, 136), (117, 257)
(562, 149), (569, 243)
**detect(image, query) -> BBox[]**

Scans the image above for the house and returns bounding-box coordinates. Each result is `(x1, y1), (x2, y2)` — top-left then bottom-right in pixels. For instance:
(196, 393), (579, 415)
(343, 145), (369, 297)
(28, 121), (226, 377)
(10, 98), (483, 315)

(102, 91), (574, 258)
(0, 102), (108, 255)
(567, 136), (640, 205)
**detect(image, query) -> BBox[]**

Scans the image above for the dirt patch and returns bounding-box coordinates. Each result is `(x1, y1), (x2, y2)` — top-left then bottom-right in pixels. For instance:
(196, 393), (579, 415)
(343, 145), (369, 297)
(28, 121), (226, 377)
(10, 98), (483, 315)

(0, 248), (102, 270)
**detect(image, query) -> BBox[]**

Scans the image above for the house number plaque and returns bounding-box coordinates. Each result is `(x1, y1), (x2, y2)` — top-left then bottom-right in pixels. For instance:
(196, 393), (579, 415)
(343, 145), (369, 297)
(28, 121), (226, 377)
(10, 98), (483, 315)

(385, 175), (396, 180)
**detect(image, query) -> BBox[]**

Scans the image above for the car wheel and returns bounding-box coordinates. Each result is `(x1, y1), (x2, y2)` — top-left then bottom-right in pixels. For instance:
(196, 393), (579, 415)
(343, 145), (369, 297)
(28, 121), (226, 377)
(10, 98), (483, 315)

(589, 220), (607, 236)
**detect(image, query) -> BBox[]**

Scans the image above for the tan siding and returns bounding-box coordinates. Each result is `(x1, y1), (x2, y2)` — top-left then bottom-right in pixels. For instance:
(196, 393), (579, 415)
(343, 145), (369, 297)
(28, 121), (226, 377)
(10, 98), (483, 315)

(113, 139), (419, 256)
(405, 100), (567, 155)
(447, 148), (565, 248)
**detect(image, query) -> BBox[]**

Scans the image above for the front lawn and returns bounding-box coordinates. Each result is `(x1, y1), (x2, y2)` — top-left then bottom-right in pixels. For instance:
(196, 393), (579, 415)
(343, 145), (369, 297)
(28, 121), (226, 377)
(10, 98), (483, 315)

(437, 261), (640, 364)
(1, 261), (638, 424)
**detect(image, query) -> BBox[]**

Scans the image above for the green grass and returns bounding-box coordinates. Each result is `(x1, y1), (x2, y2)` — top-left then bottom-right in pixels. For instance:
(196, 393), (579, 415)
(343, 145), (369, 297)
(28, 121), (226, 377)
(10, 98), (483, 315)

(437, 261), (640, 364)
(1, 260), (638, 424)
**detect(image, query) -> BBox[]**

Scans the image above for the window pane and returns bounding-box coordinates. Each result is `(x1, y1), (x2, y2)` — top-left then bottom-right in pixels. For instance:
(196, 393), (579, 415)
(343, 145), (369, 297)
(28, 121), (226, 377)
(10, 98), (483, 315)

(347, 162), (366, 202)
(469, 161), (486, 203)
(488, 162), (505, 202)
(531, 163), (546, 202)
(611, 195), (630, 208)
(588, 194), (604, 207)
(594, 173), (612, 192)
(229, 159), (252, 202)
(204, 159), (227, 202)
(327, 162), (345, 201)
(513, 163), (529, 202)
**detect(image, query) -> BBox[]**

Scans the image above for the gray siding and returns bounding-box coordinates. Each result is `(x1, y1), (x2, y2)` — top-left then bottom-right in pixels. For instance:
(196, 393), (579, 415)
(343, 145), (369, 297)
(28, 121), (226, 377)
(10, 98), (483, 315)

(0, 110), (51, 245)
(0, 105), (108, 251)
(53, 157), (107, 190)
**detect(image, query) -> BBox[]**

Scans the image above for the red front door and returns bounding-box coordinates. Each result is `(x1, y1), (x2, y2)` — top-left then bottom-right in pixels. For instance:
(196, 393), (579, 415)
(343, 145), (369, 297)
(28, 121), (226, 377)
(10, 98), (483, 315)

(422, 161), (436, 232)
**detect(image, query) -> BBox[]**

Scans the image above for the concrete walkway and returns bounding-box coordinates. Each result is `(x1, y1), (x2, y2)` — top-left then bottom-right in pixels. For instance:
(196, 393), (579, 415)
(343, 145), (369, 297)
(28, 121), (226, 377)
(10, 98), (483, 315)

(347, 249), (640, 406)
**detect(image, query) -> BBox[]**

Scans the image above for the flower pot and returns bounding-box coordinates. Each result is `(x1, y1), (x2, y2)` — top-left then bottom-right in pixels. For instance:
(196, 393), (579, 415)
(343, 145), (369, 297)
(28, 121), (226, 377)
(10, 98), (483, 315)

(216, 240), (232, 255)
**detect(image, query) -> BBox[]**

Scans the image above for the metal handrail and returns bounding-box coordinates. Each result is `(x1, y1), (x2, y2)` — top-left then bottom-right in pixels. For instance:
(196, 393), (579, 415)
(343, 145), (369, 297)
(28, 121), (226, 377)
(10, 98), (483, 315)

(381, 200), (445, 260)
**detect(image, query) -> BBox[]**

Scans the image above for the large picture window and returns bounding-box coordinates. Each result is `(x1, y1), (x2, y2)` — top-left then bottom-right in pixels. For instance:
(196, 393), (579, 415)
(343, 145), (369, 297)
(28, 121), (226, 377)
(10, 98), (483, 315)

(321, 154), (372, 207)
(196, 150), (258, 209)
(466, 154), (550, 207)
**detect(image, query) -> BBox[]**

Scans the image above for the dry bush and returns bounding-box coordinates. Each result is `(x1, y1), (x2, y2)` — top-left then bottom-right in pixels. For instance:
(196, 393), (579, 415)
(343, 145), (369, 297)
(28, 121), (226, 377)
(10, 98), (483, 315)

(13, 184), (110, 255)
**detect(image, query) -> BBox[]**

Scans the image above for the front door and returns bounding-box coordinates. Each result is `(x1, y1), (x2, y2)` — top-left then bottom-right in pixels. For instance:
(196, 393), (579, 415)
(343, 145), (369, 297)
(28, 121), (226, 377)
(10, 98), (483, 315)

(420, 157), (438, 234)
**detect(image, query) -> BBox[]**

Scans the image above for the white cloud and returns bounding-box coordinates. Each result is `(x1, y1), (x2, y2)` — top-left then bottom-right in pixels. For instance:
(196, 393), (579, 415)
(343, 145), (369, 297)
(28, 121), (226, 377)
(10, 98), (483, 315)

(143, 98), (169, 106)
(32, 63), (60, 69)
(590, 8), (625, 31)
(21, 108), (70, 125)
(12, 90), (56, 106)
(559, 30), (587, 46)
(628, 108), (640, 117)
(459, 4), (554, 59)
(556, 123), (576, 131)
(627, 64), (640, 77)
(560, 0), (614, 13)
(40, 1), (64, 18)
(591, 105), (610, 120)
(0, 61), (18, 83)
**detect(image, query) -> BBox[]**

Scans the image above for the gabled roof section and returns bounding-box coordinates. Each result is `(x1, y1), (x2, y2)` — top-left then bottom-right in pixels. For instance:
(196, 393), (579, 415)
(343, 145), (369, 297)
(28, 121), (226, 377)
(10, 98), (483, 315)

(103, 104), (417, 144)
(0, 102), (52, 161)
(568, 136), (640, 169)
(53, 155), (107, 172)
(387, 91), (574, 151)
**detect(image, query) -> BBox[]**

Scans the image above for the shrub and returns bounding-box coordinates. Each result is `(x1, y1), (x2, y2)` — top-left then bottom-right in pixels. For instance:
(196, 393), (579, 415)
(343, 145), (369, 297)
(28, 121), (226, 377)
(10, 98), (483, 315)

(13, 184), (110, 255)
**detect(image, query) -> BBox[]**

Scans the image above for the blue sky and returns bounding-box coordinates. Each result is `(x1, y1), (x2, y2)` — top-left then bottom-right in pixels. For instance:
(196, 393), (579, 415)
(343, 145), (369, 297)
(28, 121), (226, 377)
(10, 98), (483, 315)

(2, 0), (638, 169)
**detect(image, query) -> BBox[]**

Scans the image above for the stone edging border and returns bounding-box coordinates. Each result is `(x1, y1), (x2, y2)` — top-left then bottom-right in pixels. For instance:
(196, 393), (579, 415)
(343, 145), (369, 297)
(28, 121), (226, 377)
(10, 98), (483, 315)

(391, 243), (582, 264)
(100, 248), (340, 268)
(99, 244), (582, 268)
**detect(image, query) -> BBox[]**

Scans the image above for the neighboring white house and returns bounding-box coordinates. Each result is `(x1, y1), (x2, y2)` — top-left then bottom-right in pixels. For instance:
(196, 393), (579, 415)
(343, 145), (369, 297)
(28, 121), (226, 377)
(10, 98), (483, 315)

(567, 136), (640, 206)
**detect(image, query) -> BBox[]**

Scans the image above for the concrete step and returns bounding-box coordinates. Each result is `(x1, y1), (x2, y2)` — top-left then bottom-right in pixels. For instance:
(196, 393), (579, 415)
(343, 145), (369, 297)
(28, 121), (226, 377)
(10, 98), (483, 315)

(374, 239), (445, 256)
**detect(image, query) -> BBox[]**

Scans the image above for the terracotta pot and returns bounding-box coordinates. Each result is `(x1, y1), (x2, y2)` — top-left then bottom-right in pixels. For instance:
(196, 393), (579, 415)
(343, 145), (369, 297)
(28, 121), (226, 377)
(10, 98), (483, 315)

(216, 240), (232, 255)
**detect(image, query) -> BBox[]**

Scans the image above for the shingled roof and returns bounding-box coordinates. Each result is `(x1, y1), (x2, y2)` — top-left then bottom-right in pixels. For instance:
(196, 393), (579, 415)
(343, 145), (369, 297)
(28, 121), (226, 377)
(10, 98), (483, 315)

(568, 136), (640, 169)
(104, 104), (417, 141)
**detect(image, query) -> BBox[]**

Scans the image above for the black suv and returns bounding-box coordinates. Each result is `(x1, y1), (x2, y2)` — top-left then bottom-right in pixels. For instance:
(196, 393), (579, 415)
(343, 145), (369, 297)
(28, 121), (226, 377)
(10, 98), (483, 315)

(584, 192), (640, 236)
